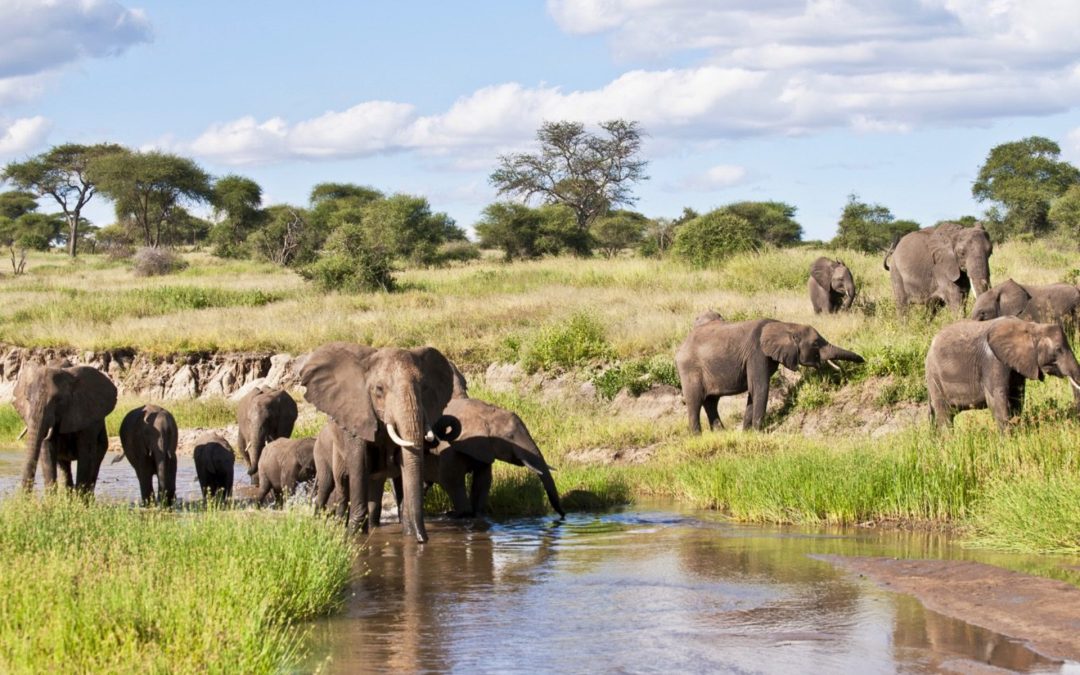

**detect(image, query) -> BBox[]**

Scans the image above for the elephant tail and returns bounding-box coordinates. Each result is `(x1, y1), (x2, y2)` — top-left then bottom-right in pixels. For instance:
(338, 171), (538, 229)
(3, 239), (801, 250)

(883, 234), (901, 271)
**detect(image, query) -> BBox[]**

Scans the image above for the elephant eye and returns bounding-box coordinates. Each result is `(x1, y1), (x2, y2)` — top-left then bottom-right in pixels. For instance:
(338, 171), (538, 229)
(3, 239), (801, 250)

(373, 385), (385, 398)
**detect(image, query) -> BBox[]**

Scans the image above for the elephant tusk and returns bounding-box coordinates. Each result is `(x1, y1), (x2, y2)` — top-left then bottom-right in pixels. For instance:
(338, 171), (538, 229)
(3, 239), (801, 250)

(43, 427), (53, 441)
(386, 424), (416, 449)
(827, 360), (842, 371)
(1069, 377), (1080, 393)
(16, 426), (27, 440)
(424, 429), (436, 443)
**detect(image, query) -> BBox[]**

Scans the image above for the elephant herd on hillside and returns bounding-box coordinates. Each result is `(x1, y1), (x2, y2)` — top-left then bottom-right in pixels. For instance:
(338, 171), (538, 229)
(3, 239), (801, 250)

(11, 221), (1080, 542)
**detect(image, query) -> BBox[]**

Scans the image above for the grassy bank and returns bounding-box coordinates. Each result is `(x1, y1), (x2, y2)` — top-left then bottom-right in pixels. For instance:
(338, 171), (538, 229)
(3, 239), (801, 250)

(0, 495), (355, 673)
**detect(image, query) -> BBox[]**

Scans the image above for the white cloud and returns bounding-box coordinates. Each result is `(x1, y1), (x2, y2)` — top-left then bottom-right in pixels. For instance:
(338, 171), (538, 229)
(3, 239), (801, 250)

(1064, 127), (1080, 164)
(680, 164), (748, 191)
(0, 116), (51, 156)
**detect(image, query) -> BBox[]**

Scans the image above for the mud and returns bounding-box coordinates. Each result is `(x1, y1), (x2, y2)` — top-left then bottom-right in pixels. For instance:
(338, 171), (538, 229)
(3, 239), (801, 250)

(821, 555), (1080, 662)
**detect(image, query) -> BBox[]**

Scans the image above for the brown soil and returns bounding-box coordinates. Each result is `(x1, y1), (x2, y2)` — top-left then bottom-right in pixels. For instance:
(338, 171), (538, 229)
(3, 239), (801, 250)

(821, 555), (1080, 662)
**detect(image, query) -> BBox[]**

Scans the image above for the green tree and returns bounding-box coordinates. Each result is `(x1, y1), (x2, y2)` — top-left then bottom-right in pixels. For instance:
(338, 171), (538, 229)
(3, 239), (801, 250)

(474, 202), (543, 261)
(832, 194), (918, 253)
(0, 190), (39, 220)
(247, 205), (309, 266)
(719, 201), (802, 247)
(1049, 184), (1080, 241)
(89, 151), (213, 248)
(590, 209), (648, 257)
(973, 136), (1080, 238)
(360, 194), (464, 266)
(2, 143), (126, 257)
(210, 175), (263, 257)
(0, 212), (62, 251)
(303, 220), (395, 292)
(672, 211), (756, 267)
(490, 120), (649, 255)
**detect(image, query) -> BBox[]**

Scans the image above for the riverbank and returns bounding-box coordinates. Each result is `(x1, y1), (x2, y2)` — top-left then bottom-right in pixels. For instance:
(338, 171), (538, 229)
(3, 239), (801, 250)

(0, 495), (355, 673)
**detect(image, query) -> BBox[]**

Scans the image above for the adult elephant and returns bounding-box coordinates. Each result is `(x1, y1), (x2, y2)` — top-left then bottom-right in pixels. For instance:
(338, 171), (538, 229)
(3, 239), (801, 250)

(971, 279), (1080, 328)
(236, 386), (297, 486)
(808, 257), (856, 314)
(300, 343), (455, 542)
(676, 318), (864, 432)
(117, 404), (178, 505)
(193, 432), (235, 502)
(884, 222), (992, 315)
(14, 363), (117, 493)
(926, 317), (1080, 430)
(256, 437), (316, 507)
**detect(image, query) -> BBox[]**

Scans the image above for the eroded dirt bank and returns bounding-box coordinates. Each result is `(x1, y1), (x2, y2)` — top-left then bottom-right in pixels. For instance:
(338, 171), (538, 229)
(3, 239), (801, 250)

(820, 555), (1080, 662)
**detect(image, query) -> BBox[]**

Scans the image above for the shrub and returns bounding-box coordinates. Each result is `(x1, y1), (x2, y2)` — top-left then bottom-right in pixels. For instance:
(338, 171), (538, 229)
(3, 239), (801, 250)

(671, 211), (756, 267)
(132, 247), (188, 277)
(302, 221), (396, 292)
(521, 313), (615, 373)
(431, 240), (481, 266)
(593, 356), (681, 399)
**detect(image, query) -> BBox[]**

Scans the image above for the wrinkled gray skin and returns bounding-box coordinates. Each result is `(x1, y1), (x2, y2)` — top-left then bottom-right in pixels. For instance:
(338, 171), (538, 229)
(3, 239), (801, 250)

(118, 404), (178, 505)
(676, 318), (864, 432)
(971, 279), (1080, 328)
(926, 317), (1080, 430)
(256, 437), (316, 507)
(193, 432), (235, 502)
(808, 257), (856, 314)
(15, 363), (117, 493)
(885, 222), (993, 315)
(301, 343), (454, 542)
(236, 387), (297, 486)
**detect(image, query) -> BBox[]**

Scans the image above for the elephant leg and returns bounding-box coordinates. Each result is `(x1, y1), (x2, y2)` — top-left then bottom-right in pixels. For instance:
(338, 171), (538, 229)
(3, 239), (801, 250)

(683, 386), (704, 434)
(346, 459), (370, 534)
(314, 474), (335, 513)
(39, 438), (58, 490)
(470, 462), (493, 518)
(890, 269), (909, 317)
(986, 390), (1012, 431)
(136, 462), (155, 505)
(438, 449), (473, 517)
(255, 480), (271, 508)
(367, 478), (385, 527)
(745, 367), (771, 431)
(741, 393), (754, 430)
(157, 454), (176, 506)
(274, 488), (285, 509)
(391, 475), (404, 519)
(703, 396), (724, 431)
(58, 461), (73, 489)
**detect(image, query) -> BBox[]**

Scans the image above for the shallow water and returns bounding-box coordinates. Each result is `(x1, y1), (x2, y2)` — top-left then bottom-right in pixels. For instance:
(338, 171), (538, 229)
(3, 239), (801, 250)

(1, 449), (1077, 673)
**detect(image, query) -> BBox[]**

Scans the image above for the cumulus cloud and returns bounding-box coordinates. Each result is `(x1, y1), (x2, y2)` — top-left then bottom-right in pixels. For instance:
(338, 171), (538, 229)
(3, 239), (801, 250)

(1064, 127), (1080, 164)
(0, 116), (51, 156)
(680, 164), (749, 191)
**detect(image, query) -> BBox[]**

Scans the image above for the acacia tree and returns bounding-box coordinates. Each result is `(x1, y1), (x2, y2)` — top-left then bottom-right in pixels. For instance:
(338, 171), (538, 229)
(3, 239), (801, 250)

(490, 120), (649, 255)
(89, 151), (213, 248)
(210, 174), (263, 256)
(2, 143), (125, 257)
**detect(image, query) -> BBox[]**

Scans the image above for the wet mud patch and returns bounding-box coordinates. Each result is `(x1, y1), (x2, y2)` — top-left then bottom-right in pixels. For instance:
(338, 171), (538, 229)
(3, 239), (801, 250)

(820, 555), (1080, 662)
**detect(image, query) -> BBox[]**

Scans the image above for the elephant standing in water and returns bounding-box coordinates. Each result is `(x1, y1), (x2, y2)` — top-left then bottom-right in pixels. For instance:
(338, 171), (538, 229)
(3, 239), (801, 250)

(676, 318), (864, 432)
(926, 317), (1080, 430)
(885, 222), (992, 315)
(193, 432), (235, 502)
(971, 279), (1080, 328)
(808, 257), (856, 313)
(14, 363), (117, 493)
(256, 437), (316, 507)
(118, 404), (179, 505)
(236, 386), (297, 486)
(301, 342), (455, 541)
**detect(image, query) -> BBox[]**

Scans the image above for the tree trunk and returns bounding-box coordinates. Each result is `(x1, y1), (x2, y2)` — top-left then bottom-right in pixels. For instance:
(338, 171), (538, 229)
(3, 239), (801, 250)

(67, 212), (79, 257)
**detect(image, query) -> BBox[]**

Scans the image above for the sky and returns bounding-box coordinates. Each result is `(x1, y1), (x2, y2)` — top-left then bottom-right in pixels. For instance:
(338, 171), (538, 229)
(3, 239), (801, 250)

(1, 0), (1079, 240)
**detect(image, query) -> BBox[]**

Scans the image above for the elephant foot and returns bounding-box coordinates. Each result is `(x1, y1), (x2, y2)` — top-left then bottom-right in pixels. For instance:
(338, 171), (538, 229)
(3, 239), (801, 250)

(444, 509), (475, 519)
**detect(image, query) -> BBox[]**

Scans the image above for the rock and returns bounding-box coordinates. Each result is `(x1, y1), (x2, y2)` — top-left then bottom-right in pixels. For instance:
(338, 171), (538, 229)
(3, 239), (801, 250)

(484, 362), (525, 393)
(611, 384), (682, 420)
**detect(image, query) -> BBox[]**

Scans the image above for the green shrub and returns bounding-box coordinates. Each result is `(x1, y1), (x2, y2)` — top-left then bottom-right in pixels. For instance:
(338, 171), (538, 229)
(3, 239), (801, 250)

(303, 221), (396, 292)
(522, 313), (614, 373)
(671, 211), (756, 267)
(593, 356), (681, 399)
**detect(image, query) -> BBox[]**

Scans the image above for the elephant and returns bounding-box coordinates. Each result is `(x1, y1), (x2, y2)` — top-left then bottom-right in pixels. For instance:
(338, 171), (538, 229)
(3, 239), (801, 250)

(14, 363), (117, 493)
(236, 386), (297, 486)
(193, 432), (235, 502)
(300, 342), (455, 541)
(256, 437), (317, 507)
(884, 221), (992, 315)
(971, 279), (1080, 328)
(675, 318), (865, 432)
(925, 317), (1080, 430)
(693, 309), (725, 327)
(808, 257), (856, 313)
(117, 404), (178, 505)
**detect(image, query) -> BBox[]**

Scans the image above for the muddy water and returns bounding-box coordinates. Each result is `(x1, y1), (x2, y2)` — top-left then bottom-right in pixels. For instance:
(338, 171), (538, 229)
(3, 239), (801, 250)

(0, 448), (1076, 673)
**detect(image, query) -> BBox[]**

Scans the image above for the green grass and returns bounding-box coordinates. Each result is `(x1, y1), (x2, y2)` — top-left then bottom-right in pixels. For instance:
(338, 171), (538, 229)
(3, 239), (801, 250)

(0, 495), (355, 673)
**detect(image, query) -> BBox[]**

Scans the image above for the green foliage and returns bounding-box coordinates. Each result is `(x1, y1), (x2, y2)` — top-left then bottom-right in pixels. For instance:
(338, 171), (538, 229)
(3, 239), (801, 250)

(522, 312), (615, 372)
(671, 210), (756, 267)
(590, 209), (648, 257)
(0, 212), (62, 251)
(1049, 184), (1080, 242)
(831, 194), (919, 253)
(0, 495), (354, 673)
(210, 174), (264, 257)
(0, 190), (39, 220)
(970, 474), (1080, 553)
(303, 221), (396, 292)
(973, 136), (1080, 238)
(475, 201), (543, 260)
(593, 355), (680, 399)
(719, 201), (802, 247)
(431, 240), (481, 266)
(246, 205), (310, 266)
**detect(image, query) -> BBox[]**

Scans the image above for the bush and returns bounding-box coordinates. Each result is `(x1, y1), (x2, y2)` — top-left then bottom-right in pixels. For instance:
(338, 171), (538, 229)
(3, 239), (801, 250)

(671, 211), (756, 267)
(132, 247), (188, 277)
(593, 356), (681, 399)
(522, 313), (615, 373)
(302, 221), (396, 292)
(431, 240), (481, 266)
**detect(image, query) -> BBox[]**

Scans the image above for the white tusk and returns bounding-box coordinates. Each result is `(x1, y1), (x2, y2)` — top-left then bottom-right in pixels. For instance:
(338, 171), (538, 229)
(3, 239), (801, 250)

(827, 360), (842, 371)
(16, 426), (27, 440)
(424, 429), (436, 443)
(1069, 377), (1080, 393)
(386, 423), (416, 449)
(43, 427), (53, 441)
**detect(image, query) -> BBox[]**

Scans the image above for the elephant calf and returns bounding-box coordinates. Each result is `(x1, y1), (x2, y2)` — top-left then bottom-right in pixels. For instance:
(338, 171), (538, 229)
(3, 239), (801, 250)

(237, 386), (298, 486)
(193, 432), (235, 502)
(971, 278), (1080, 328)
(256, 437), (317, 507)
(925, 317), (1080, 430)
(808, 257), (855, 313)
(118, 404), (179, 506)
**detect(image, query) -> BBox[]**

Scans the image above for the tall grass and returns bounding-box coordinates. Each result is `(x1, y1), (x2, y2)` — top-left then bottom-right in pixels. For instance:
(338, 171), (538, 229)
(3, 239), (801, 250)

(0, 495), (355, 673)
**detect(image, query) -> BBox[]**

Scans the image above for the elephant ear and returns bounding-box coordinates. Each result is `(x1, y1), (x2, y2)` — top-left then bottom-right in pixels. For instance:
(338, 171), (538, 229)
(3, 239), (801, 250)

(300, 342), (379, 443)
(760, 322), (800, 371)
(996, 279), (1030, 316)
(448, 360), (468, 399)
(810, 258), (834, 290)
(928, 233), (961, 282)
(412, 346), (455, 420)
(987, 320), (1041, 380)
(59, 366), (118, 433)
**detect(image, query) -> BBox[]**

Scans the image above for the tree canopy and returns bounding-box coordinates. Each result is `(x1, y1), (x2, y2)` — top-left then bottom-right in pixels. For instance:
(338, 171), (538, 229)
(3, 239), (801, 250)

(831, 194), (919, 253)
(672, 210), (756, 267)
(210, 175), (264, 257)
(718, 201), (802, 247)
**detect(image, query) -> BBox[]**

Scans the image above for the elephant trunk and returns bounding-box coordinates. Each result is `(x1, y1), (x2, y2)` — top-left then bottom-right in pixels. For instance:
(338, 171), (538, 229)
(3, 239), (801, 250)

(20, 419), (48, 491)
(967, 256), (991, 297)
(390, 393), (429, 543)
(841, 284), (855, 310)
(248, 426), (268, 477)
(821, 344), (864, 364)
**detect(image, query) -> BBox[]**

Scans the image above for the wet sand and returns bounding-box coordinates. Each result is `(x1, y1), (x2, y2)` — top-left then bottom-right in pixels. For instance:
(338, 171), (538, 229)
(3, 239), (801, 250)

(821, 555), (1080, 662)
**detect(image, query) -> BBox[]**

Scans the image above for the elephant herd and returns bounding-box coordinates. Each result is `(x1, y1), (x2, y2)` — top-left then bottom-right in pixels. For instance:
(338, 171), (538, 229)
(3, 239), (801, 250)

(12, 351), (565, 544)
(679, 221), (1080, 434)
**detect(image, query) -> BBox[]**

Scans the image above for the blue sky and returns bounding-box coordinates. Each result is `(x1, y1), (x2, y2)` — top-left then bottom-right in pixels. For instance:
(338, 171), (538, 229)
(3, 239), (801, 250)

(1, 0), (1079, 240)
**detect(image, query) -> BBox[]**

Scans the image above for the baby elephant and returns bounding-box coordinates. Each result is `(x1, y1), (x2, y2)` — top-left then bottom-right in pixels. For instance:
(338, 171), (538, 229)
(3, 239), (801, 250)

(193, 432), (235, 502)
(926, 317), (1080, 430)
(808, 257), (856, 314)
(256, 437), (316, 507)
(971, 278), (1080, 328)
(118, 404), (178, 506)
